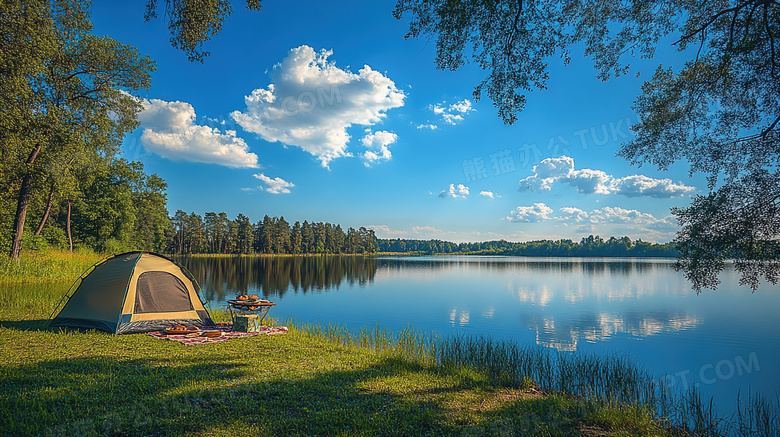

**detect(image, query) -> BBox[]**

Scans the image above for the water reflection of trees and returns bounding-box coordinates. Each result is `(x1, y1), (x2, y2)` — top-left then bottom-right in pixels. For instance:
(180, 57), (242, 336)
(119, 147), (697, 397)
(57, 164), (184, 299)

(177, 256), (378, 301)
(377, 256), (672, 276)
(177, 255), (675, 303)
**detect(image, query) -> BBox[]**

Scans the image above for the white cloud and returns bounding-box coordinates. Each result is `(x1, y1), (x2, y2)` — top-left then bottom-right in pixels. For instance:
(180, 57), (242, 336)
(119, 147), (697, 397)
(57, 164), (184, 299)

(416, 123), (438, 130)
(518, 156), (694, 197)
(439, 183), (469, 198)
(369, 224), (454, 238)
(431, 99), (474, 125)
(253, 173), (294, 194)
(588, 206), (660, 225)
(360, 129), (397, 166)
(231, 45), (405, 168)
(479, 190), (499, 198)
(611, 175), (696, 198)
(138, 98), (259, 168)
(559, 207), (589, 222)
(412, 225), (442, 233)
(507, 204), (678, 239)
(566, 168), (612, 195)
(368, 225), (407, 236)
(507, 203), (554, 222)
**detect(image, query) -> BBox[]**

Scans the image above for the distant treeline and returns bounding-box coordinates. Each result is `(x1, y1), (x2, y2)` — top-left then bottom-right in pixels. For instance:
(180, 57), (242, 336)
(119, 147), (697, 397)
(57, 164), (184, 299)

(168, 211), (378, 255)
(377, 235), (677, 257)
(164, 213), (677, 257)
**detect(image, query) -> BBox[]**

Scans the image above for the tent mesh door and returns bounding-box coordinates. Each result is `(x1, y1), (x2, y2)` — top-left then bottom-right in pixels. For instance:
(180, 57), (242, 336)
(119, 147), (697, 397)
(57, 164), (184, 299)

(134, 272), (194, 313)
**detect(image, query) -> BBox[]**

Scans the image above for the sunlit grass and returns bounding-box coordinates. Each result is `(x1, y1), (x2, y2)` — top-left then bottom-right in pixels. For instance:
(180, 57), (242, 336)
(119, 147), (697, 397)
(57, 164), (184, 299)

(0, 249), (104, 285)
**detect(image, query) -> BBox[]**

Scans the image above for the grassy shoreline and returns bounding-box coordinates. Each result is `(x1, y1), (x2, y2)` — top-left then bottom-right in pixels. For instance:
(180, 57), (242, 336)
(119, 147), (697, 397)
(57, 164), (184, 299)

(0, 309), (675, 437)
(1, 251), (777, 436)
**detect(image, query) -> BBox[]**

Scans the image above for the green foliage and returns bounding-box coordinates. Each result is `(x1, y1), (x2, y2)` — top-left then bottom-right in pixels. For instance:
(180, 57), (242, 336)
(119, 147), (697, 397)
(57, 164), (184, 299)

(0, 0), (155, 259)
(377, 235), (676, 257)
(144, 0), (263, 62)
(168, 212), (378, 255)
(64, 159), (170, 253)
(393, 1), (679, 124)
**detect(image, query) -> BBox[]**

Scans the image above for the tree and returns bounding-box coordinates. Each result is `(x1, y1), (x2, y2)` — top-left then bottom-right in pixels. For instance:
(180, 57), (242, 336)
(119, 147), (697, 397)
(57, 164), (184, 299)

(1, 0), (154, 259)
(332, 224), (346, 254)
(129, 163), (171, 252)
(68, 159), (168, 253)
(290, 220), (302, 254)
(395, 0), (780, 291)
(204, 212), (219, 253)
(143, 0), (262, 62)
(235, 213), (253, 254)
(275, 216), (291, 254)
(259, 215), (273, 253)
(170, 210), (188, 254)
(301, 220), (314, 254)
(312, 222), (326, 254)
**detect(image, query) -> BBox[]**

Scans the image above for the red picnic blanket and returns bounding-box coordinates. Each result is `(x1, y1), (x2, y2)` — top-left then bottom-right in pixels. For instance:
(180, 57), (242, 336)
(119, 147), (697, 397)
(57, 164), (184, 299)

(147, 323), (288, 345)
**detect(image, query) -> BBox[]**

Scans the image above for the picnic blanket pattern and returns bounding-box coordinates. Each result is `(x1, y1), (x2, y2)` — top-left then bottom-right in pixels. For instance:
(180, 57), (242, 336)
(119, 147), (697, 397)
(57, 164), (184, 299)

(147, 323), (288, 345)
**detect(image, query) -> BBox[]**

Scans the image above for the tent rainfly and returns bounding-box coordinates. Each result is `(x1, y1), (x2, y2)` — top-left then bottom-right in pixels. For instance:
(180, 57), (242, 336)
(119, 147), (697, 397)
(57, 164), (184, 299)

(50, 251), (215, 334)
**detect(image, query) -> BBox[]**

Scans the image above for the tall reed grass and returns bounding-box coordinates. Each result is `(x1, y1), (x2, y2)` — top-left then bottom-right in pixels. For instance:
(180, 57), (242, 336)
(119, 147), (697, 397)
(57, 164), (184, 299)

(0, 249), (104, 284)
(287, 320), (780, 437)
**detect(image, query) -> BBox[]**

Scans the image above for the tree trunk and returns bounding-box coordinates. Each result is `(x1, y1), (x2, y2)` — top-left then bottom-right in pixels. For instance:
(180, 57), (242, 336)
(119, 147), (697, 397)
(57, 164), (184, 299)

(9, 174), (33, 260)
(9, 144), (44, 260)
(66, 199), (72, 254)
(34, 181), (56, 236)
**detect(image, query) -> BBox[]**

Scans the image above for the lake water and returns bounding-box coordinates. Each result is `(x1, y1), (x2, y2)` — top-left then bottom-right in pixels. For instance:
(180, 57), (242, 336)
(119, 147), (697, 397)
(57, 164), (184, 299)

(180, 255), (780, 414)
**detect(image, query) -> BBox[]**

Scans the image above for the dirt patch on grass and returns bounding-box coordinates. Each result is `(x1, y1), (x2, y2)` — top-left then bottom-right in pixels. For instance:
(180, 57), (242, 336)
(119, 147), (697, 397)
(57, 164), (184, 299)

(471, 386), (546, 413)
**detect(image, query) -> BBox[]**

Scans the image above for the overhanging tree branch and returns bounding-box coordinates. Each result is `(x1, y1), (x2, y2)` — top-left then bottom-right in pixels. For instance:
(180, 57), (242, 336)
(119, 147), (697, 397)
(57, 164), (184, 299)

(674, 0), (754, 45)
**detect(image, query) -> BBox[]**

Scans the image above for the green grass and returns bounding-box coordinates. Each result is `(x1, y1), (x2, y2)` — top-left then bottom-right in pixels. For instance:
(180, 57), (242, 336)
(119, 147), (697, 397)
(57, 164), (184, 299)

(0, 249), (104, 285)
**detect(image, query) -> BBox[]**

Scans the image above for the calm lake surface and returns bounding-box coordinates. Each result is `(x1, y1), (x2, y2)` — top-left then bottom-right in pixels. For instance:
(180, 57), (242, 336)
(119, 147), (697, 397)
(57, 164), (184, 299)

(180, 255), (780, 413)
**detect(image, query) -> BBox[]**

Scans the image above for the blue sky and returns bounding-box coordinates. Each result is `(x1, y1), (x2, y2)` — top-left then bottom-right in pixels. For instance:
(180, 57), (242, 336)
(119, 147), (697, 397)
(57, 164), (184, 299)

(90, 1), (704, 243)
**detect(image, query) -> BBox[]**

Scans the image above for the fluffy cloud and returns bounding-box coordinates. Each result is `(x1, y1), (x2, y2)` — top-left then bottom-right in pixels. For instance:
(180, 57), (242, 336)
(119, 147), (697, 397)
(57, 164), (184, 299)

(439, 183), (469, 198)
(507, 203), (554, 222)
(368, 225), (407, 236)
(418, 99), (475, 129)
(518, 156), (694, 197)
(361, 129), (397, 166)
(231, 45), (405, 168)
(432, 99), (474, 125)
(479, 190), (499, 198)
(508, 203), (677, 235)
(559, 207), (589, 222)
(588, 206), (660, 225)
(412, 225), (443, 233)
(253, 173), (294, 194)
(138, 99), (258, 168)
(611, 175), (696, 198)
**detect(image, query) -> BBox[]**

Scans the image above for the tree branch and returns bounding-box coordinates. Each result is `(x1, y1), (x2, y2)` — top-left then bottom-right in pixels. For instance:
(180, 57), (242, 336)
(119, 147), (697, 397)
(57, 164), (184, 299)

(674, 0), (753, 45)
(503, 0), (524, 70)
(742, 1), (762, 47)
(761, 113), (780, 138)
(764, 4), (777, 78)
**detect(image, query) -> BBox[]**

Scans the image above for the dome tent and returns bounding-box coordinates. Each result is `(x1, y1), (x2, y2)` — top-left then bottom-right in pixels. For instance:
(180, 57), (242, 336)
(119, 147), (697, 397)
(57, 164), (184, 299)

(50, 251), (215, 334)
